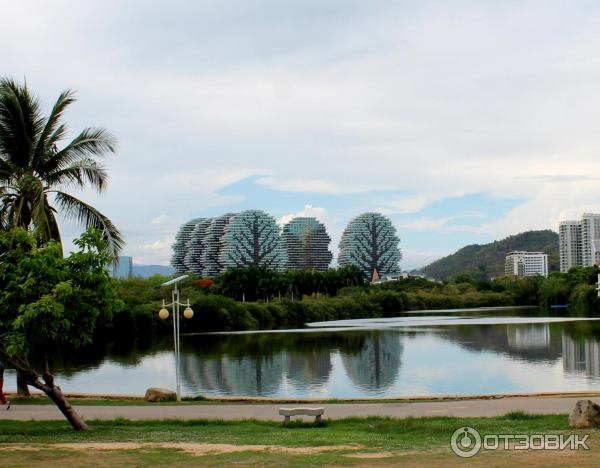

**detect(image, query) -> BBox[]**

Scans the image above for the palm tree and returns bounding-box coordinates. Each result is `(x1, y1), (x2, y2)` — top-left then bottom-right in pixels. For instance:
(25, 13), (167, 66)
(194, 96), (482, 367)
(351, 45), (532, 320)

(0, 77), (123, 256)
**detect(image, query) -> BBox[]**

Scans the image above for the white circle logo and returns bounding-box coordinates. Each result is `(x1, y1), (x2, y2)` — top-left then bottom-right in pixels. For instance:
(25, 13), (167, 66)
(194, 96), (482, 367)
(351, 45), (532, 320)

(451, 426), (482, 458)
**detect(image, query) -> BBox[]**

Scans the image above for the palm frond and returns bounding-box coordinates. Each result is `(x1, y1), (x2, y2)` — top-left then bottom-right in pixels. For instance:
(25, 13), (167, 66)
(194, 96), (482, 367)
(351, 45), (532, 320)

(54, 191), (123, 258)
(32, 89), (76, 169)
(45, 158), (109, 191)
(40, 127), (116, 176)
(0, 77), (44, 169)
(0, 158), (15, 183)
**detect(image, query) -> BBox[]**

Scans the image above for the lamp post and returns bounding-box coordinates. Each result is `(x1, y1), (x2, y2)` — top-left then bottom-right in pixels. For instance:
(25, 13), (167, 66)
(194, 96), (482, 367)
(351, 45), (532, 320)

(158, 274), (194, 402)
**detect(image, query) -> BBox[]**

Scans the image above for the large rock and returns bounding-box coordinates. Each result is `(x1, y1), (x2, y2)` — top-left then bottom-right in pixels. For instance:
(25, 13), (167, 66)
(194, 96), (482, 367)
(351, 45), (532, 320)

(144, 387), (176, 402)
(569, 400), (600, 428)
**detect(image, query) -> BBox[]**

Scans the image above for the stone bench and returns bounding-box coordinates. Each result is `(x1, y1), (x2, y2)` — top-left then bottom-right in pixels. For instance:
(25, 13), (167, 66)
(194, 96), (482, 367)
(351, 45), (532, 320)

(279, 406), (325, 423)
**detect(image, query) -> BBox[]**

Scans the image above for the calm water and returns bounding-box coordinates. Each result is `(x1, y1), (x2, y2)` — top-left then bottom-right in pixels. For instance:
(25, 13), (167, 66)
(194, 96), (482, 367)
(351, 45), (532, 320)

(6, 307), (600, 398)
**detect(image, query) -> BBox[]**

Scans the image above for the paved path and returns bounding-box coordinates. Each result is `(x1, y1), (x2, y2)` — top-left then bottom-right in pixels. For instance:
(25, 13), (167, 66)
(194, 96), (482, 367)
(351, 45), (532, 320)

(0, 396), (589, 421)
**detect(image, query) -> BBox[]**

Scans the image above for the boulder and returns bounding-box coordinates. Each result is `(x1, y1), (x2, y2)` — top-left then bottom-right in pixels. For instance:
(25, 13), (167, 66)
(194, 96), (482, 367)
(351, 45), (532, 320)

(144, 387), (176, 402)
(569, 400), (600, 428)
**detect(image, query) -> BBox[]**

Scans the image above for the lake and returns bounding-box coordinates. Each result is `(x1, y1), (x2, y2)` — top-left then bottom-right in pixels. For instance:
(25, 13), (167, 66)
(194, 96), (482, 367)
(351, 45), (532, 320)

(6, 307), (600, 398)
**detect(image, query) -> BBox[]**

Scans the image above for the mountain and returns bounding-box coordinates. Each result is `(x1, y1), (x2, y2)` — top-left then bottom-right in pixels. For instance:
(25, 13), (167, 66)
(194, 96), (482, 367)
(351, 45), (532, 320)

(418, 230), (559, 281)
(132, 264), (174, 278)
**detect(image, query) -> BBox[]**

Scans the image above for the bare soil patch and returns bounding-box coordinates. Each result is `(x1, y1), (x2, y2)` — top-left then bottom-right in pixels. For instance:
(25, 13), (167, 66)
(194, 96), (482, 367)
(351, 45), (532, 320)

(0, 442), (363, 457)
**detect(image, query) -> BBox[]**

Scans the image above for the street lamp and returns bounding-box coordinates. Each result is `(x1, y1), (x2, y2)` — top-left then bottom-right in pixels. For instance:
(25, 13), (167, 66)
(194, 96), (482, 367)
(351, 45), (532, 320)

(158, 274), (193, 402)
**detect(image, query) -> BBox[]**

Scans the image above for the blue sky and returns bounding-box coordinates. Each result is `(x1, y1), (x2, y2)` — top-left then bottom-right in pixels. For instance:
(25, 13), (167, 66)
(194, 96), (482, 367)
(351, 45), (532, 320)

(2, 0), (600, 269)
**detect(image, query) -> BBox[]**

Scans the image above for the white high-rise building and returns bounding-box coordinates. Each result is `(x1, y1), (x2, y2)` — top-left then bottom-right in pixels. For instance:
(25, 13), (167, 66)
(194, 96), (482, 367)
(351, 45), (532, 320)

(505, 251), (548, 277)
(559, 213), (600, 272)
(559, 220), (582, 272)
(581, 213), (600, 267)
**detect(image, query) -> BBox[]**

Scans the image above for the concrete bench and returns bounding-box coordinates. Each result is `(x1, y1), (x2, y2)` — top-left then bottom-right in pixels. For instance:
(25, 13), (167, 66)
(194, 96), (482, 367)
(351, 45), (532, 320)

(279, 407), (325, 423)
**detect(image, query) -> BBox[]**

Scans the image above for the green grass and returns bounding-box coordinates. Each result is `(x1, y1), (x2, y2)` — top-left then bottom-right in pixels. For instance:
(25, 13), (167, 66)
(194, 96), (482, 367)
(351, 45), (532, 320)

(0, 413), (582, 448)
(1, 414), (598, 467)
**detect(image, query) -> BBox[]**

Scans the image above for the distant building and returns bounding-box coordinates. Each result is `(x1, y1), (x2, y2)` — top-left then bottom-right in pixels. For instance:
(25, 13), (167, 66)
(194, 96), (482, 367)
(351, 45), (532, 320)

(111, 256), (133, 279)
(559, 220), (582, 272)
(504, 251), (548, 277)
(559, 213), (600, 272)
(281, 217), (332, 271)
(338, 212), (401, 278)
(581, 213), (600, 266)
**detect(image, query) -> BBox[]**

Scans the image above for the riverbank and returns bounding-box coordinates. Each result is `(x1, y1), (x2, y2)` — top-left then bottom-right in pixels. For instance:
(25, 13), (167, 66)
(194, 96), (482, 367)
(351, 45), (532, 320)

(6, 390), (600, 405)
(2, 394), (599, 420)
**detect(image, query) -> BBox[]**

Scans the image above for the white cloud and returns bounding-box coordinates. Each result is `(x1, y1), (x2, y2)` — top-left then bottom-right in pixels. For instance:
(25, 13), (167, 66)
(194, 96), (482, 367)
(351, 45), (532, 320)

(133, 235), (175, 265)
(151, 214), (170, 224)
(276, 204), (332, 226)
(376, 195), (435, 215)
(4, 1), (600, 267)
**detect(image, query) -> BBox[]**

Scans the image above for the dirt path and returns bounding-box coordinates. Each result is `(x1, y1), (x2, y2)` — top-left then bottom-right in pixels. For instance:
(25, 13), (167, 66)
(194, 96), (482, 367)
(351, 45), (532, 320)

(0, 395), (589, 421)
(0, 442), (364, 456)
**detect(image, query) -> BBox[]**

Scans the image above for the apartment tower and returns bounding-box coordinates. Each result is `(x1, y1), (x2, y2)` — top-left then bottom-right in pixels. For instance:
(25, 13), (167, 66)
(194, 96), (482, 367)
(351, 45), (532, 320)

(559, 213), (600, 272)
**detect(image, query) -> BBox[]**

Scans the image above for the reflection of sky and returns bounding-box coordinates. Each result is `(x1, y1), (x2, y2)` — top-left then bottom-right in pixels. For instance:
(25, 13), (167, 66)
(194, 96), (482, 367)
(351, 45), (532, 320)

(4, 320), (600, 397)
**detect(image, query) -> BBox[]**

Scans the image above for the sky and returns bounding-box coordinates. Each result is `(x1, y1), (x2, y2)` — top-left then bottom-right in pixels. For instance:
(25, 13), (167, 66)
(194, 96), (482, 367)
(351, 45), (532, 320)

(2, 0), (600, 270)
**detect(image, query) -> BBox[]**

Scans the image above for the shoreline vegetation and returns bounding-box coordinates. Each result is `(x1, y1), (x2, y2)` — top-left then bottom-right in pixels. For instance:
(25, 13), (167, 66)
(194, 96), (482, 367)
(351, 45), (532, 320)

(105, 265), (600, 337)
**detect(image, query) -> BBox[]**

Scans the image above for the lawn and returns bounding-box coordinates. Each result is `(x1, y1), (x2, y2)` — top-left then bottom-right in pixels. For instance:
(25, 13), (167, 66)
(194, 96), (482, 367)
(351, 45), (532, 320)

(0, 413), (598, 466)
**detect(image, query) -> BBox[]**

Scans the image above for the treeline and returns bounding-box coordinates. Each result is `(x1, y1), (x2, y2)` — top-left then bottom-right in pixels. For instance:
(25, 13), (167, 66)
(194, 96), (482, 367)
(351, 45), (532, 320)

(99, 265), (599, 336)
(419, 230), (560, 280)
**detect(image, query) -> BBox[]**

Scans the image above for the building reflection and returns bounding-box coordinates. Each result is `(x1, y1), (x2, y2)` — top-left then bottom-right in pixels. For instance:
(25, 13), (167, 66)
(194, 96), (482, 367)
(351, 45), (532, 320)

(441, 324), (561, 362)
(506, 324), (550, 350)
(179, 331), (404, 396)
(286, 351), (332, 388)
(341, 331), (402, 393)
(180, 353), (286, 396)
(562, 335), (600, 378)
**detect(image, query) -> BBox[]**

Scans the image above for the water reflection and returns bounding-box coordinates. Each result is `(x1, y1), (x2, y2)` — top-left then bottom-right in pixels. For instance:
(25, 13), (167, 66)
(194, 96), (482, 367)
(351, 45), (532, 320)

(341, 332), (402, 393)
(180, 355), (284, 396)
(507, 324), (550, 349)
(286, 350), (332, 388)
(440, 324), (562, 362)
(563, 335), (600, 378)
(21, 312), (600, 397)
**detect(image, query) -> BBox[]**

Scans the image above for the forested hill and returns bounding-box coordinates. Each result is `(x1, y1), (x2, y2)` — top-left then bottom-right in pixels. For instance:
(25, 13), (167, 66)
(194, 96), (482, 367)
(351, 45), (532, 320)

(418, 230), (559, 281)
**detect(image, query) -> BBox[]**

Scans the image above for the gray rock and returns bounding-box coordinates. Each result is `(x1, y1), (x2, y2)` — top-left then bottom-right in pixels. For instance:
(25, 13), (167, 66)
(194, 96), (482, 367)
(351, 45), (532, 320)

(144, 387), (176, 402)
(569, 399), (600, 428)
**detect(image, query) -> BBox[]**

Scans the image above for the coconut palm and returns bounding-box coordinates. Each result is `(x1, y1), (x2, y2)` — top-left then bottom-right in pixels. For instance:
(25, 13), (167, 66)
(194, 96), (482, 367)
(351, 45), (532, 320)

(0, 77), (123, 256)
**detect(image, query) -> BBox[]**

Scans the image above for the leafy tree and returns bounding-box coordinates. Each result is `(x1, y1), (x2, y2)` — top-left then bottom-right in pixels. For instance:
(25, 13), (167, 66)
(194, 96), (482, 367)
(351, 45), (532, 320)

(0, 77), (123, 256)
(0, 228), (118, 430)
(538, 274), (570, 310)
(569, 283), (598, 316)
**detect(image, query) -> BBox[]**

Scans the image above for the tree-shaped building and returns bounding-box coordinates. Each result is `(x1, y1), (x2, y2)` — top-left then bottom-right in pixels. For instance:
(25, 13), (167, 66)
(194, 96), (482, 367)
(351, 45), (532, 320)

(201, 213), (237, 276)
(220, 210), (285, 270)
(184, 218), (212, 275)
(282, 217), (332, 271)
(171, 218), (203, 274)
(338, 212), (401, 278)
